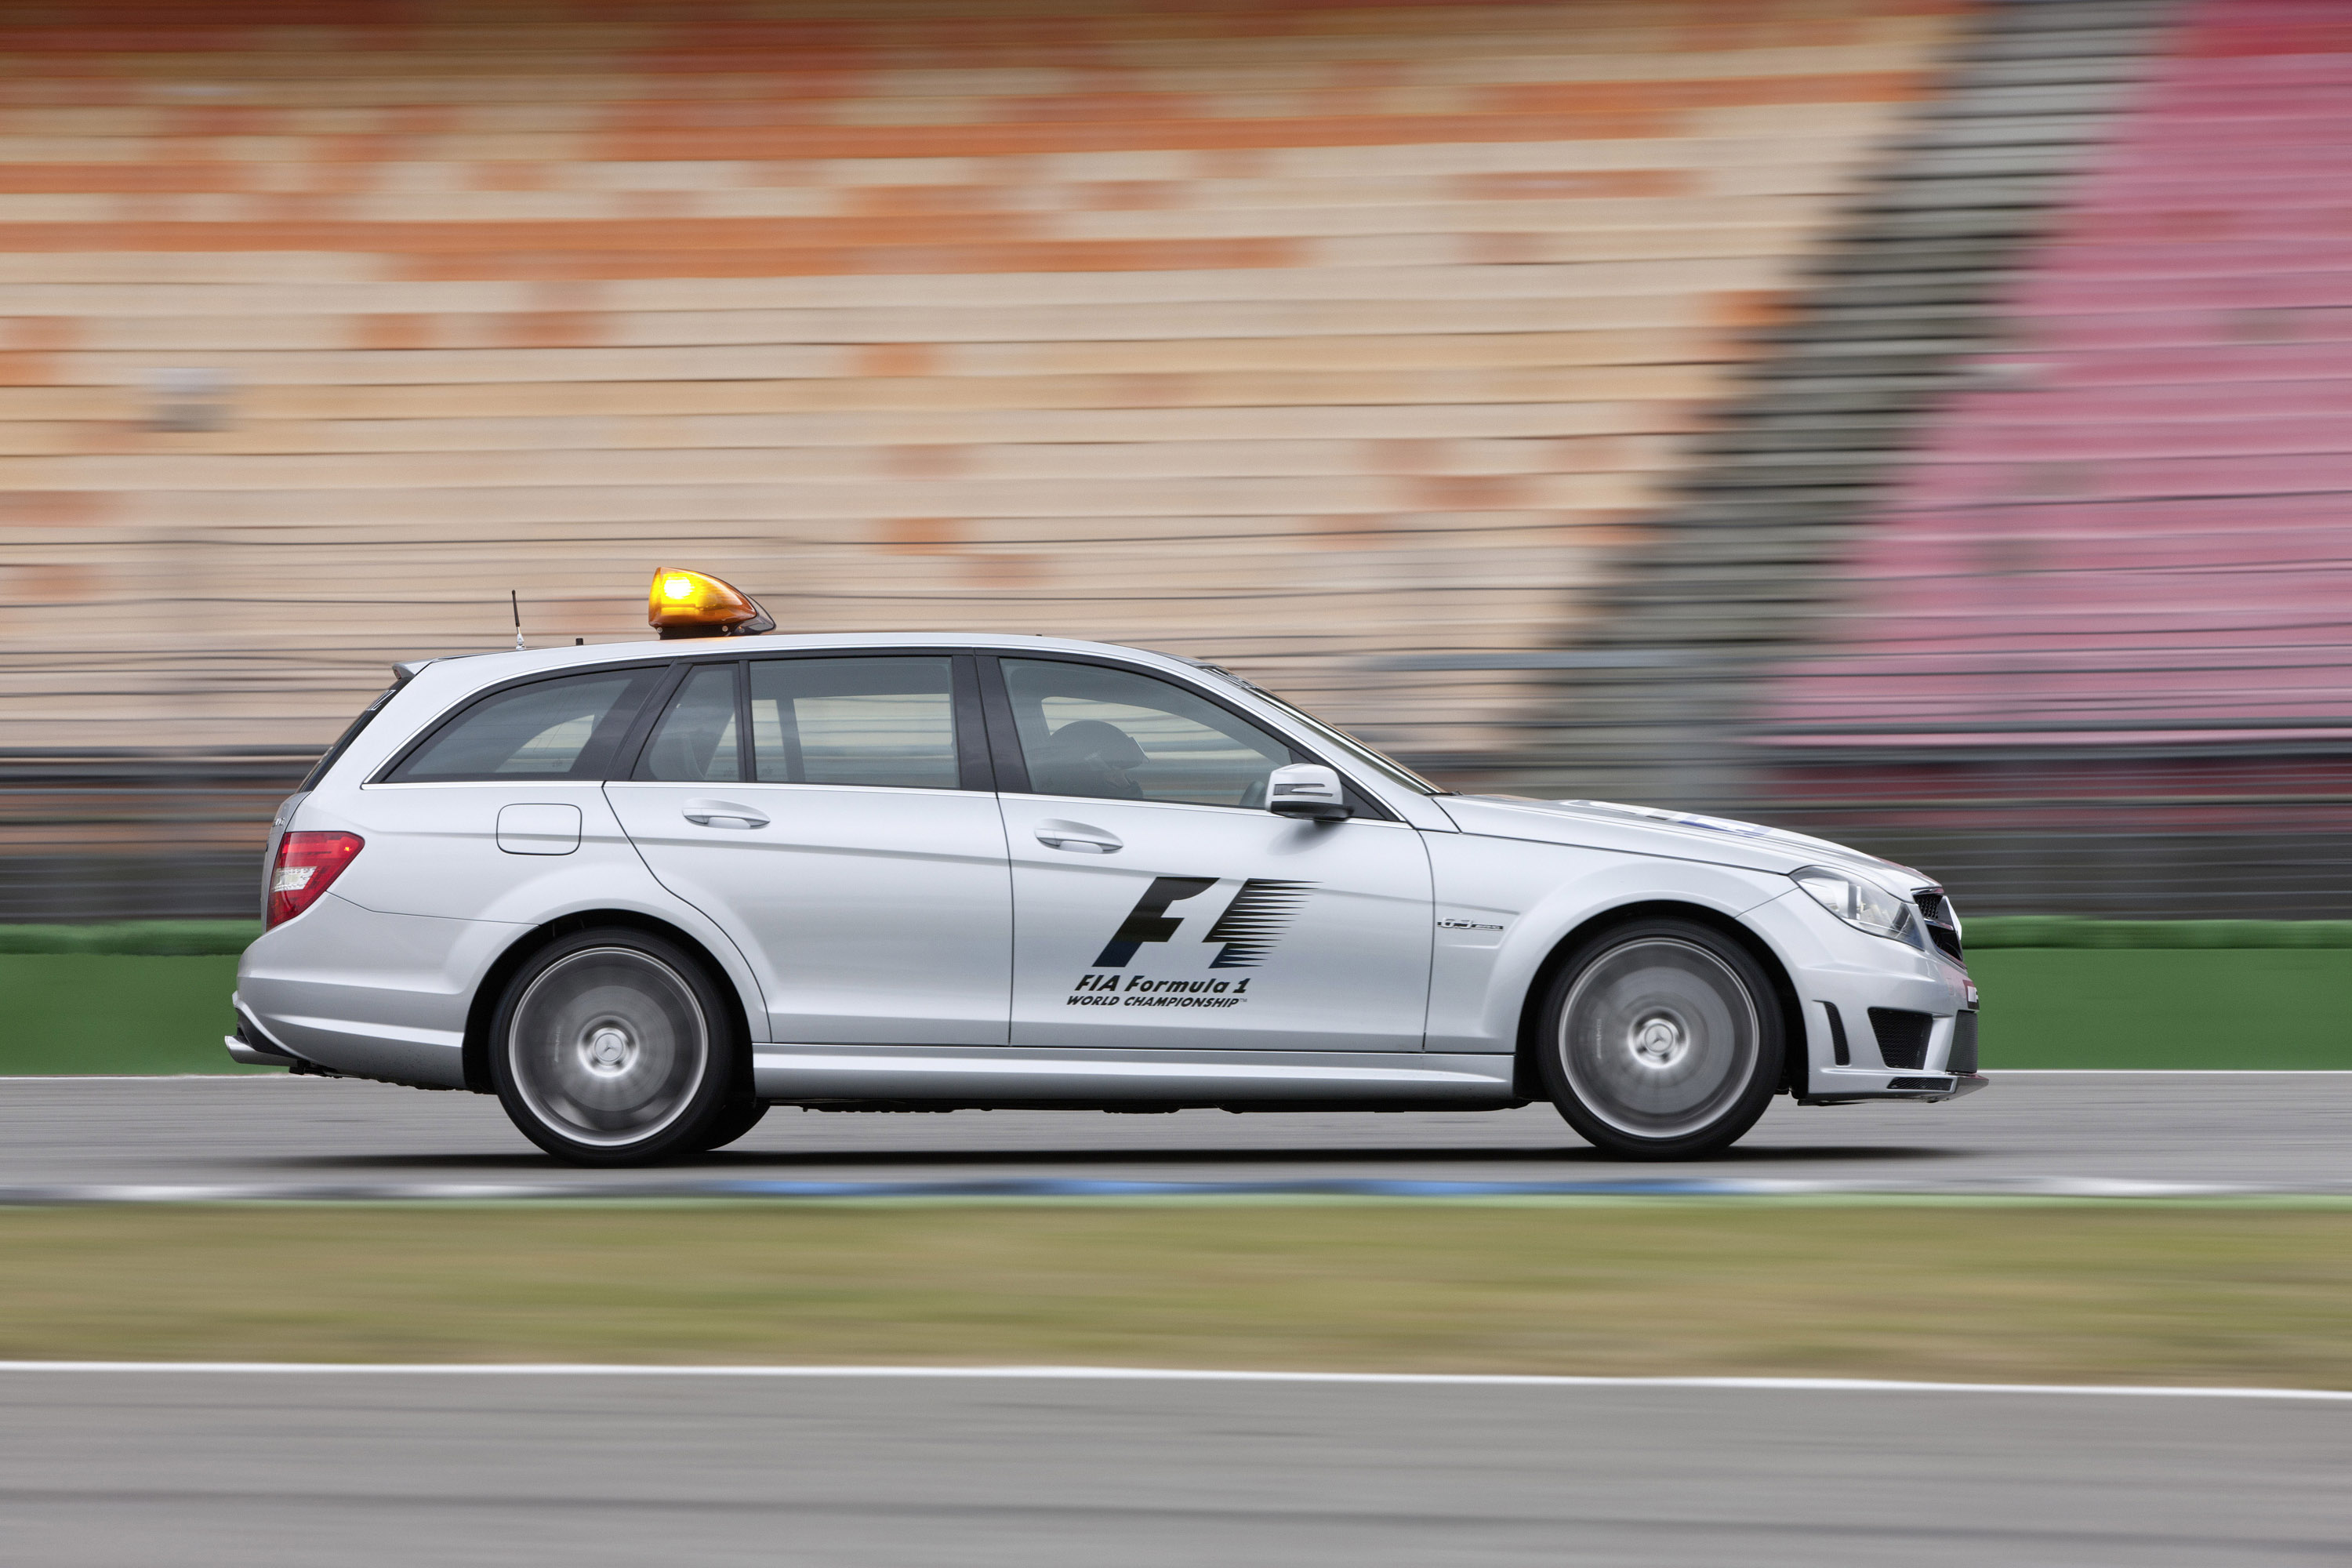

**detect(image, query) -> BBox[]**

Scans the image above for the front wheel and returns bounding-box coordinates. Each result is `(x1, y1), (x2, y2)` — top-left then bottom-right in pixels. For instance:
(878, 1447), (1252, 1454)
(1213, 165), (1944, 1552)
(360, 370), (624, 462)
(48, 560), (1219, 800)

(489, 928), (744, 1166)
(691, 1094), (771, 1154)
(1536, 919), (1784, 1160)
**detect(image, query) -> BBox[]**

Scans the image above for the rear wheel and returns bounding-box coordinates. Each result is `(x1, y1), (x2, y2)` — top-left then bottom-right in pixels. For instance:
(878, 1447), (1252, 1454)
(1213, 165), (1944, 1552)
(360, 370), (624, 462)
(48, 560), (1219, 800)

(489, 928), (742, 1166)
(1536, 918), (1784, 1160)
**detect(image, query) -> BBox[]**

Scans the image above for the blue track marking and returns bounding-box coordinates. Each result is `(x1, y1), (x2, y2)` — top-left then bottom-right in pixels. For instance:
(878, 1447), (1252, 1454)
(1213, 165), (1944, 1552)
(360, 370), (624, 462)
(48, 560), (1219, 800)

(0, 1177), (2347, 1204)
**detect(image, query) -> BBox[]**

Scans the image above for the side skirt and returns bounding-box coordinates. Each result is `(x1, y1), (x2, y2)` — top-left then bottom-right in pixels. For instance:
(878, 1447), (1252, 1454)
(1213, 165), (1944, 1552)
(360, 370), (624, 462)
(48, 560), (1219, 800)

(750, 1046), (1522, 1111)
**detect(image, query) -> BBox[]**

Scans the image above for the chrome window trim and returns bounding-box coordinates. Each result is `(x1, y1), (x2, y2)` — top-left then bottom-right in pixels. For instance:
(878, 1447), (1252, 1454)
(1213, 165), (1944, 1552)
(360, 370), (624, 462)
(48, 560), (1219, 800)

(992, 789), (1414, 826)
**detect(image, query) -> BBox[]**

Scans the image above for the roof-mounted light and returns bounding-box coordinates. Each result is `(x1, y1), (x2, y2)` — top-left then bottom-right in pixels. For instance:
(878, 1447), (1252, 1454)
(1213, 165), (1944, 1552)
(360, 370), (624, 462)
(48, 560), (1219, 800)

(648, 568), (775, 640)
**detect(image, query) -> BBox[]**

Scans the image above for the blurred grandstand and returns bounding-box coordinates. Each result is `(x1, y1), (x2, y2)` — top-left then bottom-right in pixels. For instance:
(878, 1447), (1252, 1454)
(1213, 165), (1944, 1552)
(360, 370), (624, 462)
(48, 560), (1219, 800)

(4, 0), (2347, 919)
(1521, 0), (2352, 915)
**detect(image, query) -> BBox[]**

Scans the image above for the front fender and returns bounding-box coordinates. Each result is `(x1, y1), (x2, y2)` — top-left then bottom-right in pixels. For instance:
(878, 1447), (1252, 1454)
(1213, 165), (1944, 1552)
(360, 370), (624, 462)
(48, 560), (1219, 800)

(1425, 833), (1791, 1054)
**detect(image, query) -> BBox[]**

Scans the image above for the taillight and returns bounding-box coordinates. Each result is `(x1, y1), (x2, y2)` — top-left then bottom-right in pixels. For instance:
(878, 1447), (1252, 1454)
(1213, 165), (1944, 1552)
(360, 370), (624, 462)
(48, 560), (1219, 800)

(267, 831), (364, 928)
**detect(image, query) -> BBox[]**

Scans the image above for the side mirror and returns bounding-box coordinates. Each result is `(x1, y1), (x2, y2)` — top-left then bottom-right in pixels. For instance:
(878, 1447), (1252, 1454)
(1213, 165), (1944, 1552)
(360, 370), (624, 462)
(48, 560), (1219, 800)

(1267, 763), (1351, 822)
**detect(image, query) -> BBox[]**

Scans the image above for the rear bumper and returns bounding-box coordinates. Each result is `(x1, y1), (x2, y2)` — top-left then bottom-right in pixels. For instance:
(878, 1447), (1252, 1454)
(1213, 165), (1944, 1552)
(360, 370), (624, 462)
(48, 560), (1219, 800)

(235, 897), (503, 1088)
(223, 1003), (307, 1069)
(223, 1033), (297, 1068)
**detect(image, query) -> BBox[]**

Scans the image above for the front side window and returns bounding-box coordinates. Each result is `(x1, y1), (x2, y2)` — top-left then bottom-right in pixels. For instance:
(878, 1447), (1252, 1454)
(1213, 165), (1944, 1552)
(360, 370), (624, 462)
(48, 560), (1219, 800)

(1000, 658), (1293, 808)
(750, 656), (960, 789)
(1189, 662), (1444, 796)
(386, 668), (659, 783)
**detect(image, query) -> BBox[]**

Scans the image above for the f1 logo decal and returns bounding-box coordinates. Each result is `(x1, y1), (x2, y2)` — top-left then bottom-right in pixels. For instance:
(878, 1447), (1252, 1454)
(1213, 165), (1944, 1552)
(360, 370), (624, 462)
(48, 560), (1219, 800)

(1201, 879), (1315, 969)
(1092, 877), (1316, 970)
(1091, 877), (1217, 968)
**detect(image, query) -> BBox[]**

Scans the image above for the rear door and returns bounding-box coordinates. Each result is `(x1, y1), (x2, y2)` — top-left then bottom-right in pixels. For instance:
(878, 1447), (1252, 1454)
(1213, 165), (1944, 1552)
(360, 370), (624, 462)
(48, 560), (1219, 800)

(604, 651), (1011, 1047)
(987, 655), (1432, 1052)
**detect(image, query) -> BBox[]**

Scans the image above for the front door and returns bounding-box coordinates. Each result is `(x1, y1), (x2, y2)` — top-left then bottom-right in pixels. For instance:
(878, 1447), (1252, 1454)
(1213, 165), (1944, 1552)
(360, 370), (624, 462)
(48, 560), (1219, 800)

(605, 652), (1011, 1047)
(989, 655), (1432, 1052)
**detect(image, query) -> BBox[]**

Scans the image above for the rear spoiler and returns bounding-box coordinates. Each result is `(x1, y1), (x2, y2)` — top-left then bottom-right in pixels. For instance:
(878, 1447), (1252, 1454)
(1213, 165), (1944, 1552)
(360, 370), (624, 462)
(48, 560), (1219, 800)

(391, 650), (497, 685)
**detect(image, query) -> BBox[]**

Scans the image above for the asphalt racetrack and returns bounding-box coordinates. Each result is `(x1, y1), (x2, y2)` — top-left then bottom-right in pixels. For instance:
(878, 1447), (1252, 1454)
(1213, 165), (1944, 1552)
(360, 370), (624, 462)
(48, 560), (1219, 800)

(1, 1070), (2347, 1191)
(5, 1076), (2350, 1563)
(2, 1367), (2345, 1566)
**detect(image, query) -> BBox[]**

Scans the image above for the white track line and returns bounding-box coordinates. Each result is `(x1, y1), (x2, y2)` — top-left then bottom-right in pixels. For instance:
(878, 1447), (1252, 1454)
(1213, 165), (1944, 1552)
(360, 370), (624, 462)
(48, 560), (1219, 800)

(0, 1076), (319, 1083)
(0, 1363), (2344, 1399)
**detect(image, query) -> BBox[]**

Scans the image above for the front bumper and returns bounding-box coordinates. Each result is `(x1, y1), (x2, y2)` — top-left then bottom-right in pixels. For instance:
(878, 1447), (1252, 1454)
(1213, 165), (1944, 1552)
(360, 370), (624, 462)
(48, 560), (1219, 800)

(1745, 888), (1987, 1104)
(1801, 1068), (1990, 1106)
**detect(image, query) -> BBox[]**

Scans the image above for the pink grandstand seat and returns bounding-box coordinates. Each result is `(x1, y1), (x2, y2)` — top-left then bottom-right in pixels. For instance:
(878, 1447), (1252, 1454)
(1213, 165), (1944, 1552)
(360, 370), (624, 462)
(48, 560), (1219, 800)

(1762, 0), (2352, 750)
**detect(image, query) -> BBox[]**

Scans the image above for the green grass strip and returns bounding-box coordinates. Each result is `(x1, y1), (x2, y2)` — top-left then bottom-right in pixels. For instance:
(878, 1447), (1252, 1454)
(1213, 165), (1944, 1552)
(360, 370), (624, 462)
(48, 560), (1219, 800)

(2, 1203), (2345, 1386)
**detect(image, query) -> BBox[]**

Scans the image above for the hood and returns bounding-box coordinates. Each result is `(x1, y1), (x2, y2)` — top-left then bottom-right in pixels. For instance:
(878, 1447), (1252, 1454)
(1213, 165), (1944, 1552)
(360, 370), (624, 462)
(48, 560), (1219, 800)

(1436, 796), (1929, 885)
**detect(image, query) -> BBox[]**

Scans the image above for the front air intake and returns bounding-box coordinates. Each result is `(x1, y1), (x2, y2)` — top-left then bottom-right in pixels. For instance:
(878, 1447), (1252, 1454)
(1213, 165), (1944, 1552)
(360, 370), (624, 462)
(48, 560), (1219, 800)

(1869, 1007), (1933, 1071)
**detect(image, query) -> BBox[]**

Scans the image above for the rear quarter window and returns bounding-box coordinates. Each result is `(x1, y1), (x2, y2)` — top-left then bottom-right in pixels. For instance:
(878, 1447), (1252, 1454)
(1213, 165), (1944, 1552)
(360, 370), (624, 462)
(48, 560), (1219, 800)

(382, 667), (665, 783)
(298, 684), (398, 792)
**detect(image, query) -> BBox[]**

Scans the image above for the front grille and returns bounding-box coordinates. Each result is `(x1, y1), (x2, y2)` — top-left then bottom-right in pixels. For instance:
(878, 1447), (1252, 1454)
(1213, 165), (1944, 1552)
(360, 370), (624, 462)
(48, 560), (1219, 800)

(1949, 1011), (1979, 1075)
(1914, 888), (1964, 964)
(1869, 1007), (1933, 1070)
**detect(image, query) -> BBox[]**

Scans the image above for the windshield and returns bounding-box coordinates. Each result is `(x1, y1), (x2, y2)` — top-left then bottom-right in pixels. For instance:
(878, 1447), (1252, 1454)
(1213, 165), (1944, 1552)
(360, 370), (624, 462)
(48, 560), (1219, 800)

(1185, 662), (1447, 796)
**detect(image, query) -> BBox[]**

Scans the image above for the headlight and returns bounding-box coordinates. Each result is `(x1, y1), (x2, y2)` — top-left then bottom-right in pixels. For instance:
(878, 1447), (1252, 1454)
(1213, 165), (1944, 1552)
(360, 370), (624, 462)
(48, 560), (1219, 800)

(1791, 866), (1916, 943)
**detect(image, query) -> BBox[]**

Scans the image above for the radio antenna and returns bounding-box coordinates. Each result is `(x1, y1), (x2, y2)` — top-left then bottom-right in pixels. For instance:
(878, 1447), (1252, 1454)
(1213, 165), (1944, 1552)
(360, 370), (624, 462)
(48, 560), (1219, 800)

(510, 590), (524, 651)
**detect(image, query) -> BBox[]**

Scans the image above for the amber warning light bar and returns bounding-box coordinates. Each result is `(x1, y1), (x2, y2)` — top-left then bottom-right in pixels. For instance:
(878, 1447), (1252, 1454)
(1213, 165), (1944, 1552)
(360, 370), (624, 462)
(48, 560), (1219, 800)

(648, 568), (775, 640)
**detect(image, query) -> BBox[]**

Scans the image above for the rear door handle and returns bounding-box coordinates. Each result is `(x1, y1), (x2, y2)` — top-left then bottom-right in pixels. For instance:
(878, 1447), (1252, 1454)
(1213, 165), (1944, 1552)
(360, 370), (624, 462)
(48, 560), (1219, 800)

(684, 800), (769, 829)
(1036, 821), (1121, 855)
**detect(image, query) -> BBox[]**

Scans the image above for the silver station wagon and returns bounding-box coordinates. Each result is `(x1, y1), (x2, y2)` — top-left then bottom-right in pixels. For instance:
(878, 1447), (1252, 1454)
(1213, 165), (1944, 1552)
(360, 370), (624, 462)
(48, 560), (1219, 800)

(231, 570), (1984, 1165)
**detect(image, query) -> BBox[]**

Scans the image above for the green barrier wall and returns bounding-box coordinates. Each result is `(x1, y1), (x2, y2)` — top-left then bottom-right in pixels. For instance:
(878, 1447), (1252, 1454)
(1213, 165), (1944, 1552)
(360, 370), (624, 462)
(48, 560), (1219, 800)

(2, 937), (2347, 1075)
(1965, 949), (2352, 1069)
(0, 955), (267, 1076)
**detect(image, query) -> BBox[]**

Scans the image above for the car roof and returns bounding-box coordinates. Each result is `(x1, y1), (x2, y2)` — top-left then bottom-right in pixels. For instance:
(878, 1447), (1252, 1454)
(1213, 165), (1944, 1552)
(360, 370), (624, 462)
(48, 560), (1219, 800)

(394, 631), (1202, 688)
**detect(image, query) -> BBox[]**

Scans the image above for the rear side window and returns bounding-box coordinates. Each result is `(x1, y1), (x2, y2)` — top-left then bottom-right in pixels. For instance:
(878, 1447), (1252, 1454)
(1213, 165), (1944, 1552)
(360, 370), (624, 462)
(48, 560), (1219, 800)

(751, 656), (960, 789)
(385, 668), (662, 783)
(637, 663), (742, 782)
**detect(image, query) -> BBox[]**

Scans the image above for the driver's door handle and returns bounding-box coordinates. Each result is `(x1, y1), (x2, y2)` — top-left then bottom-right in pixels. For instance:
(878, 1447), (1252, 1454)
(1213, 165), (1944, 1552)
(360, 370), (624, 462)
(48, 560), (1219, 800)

(684, 800), (769, 829)
(1036, 822), (1121, 854)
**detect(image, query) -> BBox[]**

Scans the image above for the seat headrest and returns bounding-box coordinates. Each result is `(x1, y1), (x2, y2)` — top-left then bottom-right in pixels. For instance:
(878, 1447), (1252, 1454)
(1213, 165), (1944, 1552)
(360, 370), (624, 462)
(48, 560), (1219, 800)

(1040, 719), (1148, 770)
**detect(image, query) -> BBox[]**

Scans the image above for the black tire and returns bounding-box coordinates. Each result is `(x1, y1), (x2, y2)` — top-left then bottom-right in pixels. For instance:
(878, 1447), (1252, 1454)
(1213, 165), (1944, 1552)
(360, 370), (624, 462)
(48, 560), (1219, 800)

(488, 927), (744, 1166)
(691, 1094), (771, 1154)
(1534, 918), (1784, 1160)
